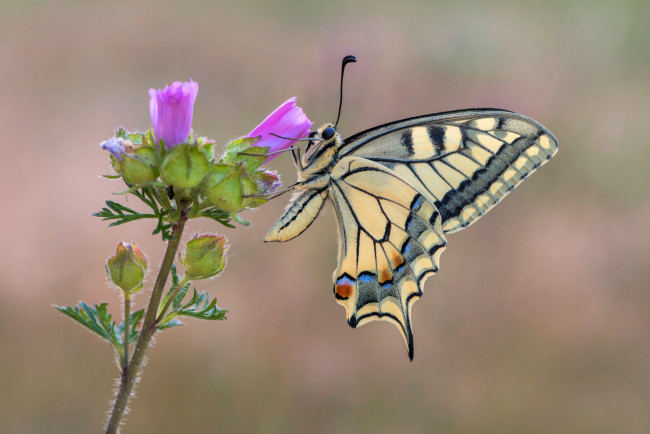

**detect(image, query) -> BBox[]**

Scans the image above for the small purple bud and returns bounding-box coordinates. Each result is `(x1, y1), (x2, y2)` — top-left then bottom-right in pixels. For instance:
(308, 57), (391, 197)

(100, 137), (132, 161)
(149, 80), (199, 149)
(247, 97), (312, 162)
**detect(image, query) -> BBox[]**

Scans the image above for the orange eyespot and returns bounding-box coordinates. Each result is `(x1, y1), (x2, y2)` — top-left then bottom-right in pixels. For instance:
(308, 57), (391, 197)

(336, 282), (353, 298)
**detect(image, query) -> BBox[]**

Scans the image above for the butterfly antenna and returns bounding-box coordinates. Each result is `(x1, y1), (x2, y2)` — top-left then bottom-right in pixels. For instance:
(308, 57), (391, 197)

(269, 132), (320, 142)
(334, 55), (357, 128)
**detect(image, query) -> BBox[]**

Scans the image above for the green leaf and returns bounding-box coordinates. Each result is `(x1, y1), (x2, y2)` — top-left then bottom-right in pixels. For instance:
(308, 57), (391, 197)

(157, 319), (184, 330)
(177, 289), (228, 321)
(199, 206), (235, 228)
(93, 186), (175, 241)
(55, 302), (119, 347)
(221, 137), (260, 163)
(92, 200), (159, 226)
(157, 288), (227, 329)
(173, 281), (191, 309)
(171, 264), (180, 290)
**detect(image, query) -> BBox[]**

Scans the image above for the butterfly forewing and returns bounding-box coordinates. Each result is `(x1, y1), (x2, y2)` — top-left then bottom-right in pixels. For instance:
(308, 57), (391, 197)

(341, 109), (558, 233)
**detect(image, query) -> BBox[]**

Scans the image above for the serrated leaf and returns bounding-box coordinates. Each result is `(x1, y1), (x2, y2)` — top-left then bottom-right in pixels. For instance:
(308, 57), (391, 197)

(177, 289), (228, 321)
(55, 302), (118, 346)
(173, 281), (191, 309)
(157, 319), (184, 330)
(171, 264), (180, 289)
(199, 207), (235, 228)
(93, 191), (174, 241)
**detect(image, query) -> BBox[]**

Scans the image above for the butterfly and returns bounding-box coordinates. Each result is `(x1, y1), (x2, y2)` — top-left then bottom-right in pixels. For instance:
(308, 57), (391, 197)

(264, 56), (558, 359)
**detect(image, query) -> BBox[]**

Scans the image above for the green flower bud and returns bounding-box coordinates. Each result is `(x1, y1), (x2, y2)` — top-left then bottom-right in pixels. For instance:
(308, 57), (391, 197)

(122, 146), (158, 185)
(203, 164), (244, 212)
(179, 234), (228, 280)
(161, 144), (209, 189)
(106, 242), (147, 296)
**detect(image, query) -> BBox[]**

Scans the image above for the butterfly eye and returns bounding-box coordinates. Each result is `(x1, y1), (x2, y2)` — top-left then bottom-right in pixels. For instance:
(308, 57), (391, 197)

(322, 126), (336, 140)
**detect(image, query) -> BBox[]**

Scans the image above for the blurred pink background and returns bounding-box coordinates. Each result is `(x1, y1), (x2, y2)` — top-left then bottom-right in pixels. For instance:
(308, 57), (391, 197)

(1, 0), (649, 432)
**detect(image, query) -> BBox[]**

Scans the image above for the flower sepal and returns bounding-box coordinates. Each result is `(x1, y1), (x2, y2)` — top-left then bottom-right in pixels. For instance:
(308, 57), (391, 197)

(223, 144), (269, 174)
(202, 164), (246, 213)
(178, 234), (228, 280)
(161, 143), (210, 189)
(121, 146), (159, 185)
(220, 136), (261, 163)
(196, 136), (216, 164)
(106, 242), (148, 297)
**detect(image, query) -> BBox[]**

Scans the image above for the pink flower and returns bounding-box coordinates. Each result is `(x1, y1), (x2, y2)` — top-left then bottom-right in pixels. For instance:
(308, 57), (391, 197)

(248, 97), (312, 162)
(149, 80), (199, 149)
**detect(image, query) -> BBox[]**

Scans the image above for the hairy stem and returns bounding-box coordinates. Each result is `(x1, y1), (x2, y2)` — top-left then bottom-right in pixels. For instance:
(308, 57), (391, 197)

(105, 198), (192, 434)
(122, 296), (130, 369)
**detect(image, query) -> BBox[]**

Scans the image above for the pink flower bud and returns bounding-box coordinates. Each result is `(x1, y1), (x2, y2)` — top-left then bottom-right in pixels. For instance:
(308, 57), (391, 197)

(247, 97), (312, 162)
(149, 80), (199, 149)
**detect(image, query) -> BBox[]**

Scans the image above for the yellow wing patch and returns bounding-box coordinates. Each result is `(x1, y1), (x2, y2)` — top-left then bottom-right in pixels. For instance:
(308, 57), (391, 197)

(341, 112), (559, 234)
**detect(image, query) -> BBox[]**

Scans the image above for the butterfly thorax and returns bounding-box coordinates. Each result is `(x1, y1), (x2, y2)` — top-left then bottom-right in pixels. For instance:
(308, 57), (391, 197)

(297, 123), (343, 184)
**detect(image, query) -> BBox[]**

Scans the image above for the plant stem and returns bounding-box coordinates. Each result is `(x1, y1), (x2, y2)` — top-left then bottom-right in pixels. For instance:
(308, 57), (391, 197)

(156, 276), (190, 323)
(105, 199), (192, 434)
(122, 296), (131, 369)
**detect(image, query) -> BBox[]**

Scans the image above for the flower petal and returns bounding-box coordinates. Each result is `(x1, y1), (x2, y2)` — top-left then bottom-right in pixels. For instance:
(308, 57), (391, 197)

(248, 97), (312, 162)
(149, 80), (199, 148)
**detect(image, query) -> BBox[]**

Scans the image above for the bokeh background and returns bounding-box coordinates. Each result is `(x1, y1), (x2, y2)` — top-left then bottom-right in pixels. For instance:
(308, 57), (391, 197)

(2, 0), (649, 432)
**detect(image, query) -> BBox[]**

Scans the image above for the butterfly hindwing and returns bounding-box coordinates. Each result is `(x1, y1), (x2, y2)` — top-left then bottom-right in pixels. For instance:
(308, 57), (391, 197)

(340, 109), (559, 233)
(329, 157), (447, 359)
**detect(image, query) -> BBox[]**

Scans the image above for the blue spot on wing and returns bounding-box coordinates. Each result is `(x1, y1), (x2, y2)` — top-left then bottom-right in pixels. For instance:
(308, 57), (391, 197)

(358, 273), (375, 283)
(336, 276), (355, 287)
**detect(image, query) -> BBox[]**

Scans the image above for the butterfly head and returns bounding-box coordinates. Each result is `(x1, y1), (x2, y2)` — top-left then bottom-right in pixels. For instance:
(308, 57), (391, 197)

(302, 122), (342, 169)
